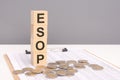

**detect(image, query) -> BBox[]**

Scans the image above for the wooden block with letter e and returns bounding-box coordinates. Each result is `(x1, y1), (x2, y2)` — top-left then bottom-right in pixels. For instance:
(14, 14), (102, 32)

(31, 10), (48, 66)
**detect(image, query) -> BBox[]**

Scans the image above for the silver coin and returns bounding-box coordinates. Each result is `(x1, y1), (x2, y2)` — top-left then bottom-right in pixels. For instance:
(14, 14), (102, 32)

(56, 70), (66, 76)
(74, 63), (85, 69)
(46, 72), (58, 79)
(89, 64), (104, 70)
(67, 60), (77, 65)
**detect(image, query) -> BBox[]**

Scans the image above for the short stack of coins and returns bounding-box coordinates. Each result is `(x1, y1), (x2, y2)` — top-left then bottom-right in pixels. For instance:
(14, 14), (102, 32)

(13, 59), (104, 79)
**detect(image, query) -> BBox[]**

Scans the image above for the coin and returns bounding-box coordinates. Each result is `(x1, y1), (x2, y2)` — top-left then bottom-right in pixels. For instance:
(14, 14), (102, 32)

(89, 64), (104, 70)
(44, 68), (56, 74)
(47, 64), (57, 69)
(67, 60), (77, 65)
(78, 60), (88, 63)
(74, 63), (85, 69)
(78, 60), (89, 65)
(31, 68), (43, 74)
(66, 69), (75, 76)
(25, 71), (36, 76)
(56, 70), (66, 76)
(67, 66), (74, 70)
(71, 69), (78, 72)
(80, 62), (89, 65)
(48, 63), (57, 65)
(59, 64), (68, 69)
(46, 72), (58, 79)
(56, 60), (66, 65)
(22, 67), (33, 72)
(13, 70), (24, 74)
(67, 69), (77, 73)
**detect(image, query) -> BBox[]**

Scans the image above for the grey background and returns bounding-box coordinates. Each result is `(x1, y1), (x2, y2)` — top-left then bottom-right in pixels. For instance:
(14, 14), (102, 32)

(0, 0), (120, 44)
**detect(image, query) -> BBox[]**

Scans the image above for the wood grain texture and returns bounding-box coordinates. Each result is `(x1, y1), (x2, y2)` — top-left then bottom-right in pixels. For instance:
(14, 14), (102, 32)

(31, 10), (48, 26)
(4, 54), (20, 80)
(31, 10), (48, 66)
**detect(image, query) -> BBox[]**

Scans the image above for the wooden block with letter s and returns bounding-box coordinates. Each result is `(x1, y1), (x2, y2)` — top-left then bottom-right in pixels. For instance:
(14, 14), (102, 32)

(31, 10), (48, 66)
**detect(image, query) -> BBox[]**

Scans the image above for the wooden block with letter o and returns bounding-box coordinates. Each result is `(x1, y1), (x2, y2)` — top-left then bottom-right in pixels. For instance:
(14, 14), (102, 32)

(31, 10), (48, 66)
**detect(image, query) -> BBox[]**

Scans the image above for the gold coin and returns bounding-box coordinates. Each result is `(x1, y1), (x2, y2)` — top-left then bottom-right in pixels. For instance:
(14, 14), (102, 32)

(25, 71), (36, 76)
(13, 70), (24, 74)
(74, 63), (85, 69)
(22, 67), (33, 72)
(89, 64), (104, 70)
(46, 72), (57, 79)
(56, 70), (66, 76)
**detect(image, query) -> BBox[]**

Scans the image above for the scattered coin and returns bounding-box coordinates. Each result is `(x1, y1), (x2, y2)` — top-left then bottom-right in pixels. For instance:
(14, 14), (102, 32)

(13, 70), (24, 74)
(56, 60), (66, 65)
(31, 68), (43, 74)
(46, 72), (58, 79)
(78, 60), (88, 63)
(78, 60), (89, 65)
(22, 67), (33, 72)
(59, 64), (68, 69)
(72, 69), (78, 72)
(67, 60), (77, 65)
(48, 63), (57, 65)
(44, 68), (56, 74)
(74, 63), (85, 69)
(56, 69), (66, 76)
(66, 69), (75, 76)
(25, 71), (36, 76)
(47, 64), (57, 69)
(67, 69), (77, 73)
(89, 64), (104, 70)
(13, 59), (104, 79)
(67, 66), (74, 70)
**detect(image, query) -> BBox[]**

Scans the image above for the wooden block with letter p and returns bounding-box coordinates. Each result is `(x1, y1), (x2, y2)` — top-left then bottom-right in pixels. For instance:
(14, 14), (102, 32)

(31, 10), (48, 66)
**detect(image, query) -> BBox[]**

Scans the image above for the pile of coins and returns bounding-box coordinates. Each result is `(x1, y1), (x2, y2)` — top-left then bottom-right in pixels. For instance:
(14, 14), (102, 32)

(13, 60), (104, 79)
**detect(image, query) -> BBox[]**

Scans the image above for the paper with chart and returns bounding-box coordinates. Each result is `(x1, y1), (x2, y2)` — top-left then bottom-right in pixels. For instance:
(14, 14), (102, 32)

(7, 48), (120, 80)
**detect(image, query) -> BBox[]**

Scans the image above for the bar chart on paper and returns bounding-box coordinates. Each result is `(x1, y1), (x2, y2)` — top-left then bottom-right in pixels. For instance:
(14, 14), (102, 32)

(4, 48), (120, 80)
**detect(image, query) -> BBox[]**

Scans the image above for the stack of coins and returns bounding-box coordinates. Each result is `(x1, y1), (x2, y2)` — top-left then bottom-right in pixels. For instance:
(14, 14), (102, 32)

(13, 59), (104, 79)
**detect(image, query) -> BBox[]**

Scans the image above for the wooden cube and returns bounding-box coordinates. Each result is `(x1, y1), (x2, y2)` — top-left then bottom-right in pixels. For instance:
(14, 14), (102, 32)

(31, 10), (48, 66)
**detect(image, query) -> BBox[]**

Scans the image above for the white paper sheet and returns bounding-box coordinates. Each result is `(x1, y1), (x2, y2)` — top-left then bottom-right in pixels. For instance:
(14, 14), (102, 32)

(7, 48), (120, 80)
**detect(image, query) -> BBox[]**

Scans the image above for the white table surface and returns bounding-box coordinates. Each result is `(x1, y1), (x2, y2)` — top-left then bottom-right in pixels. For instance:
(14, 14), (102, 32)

(0, 44), (120, 80)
